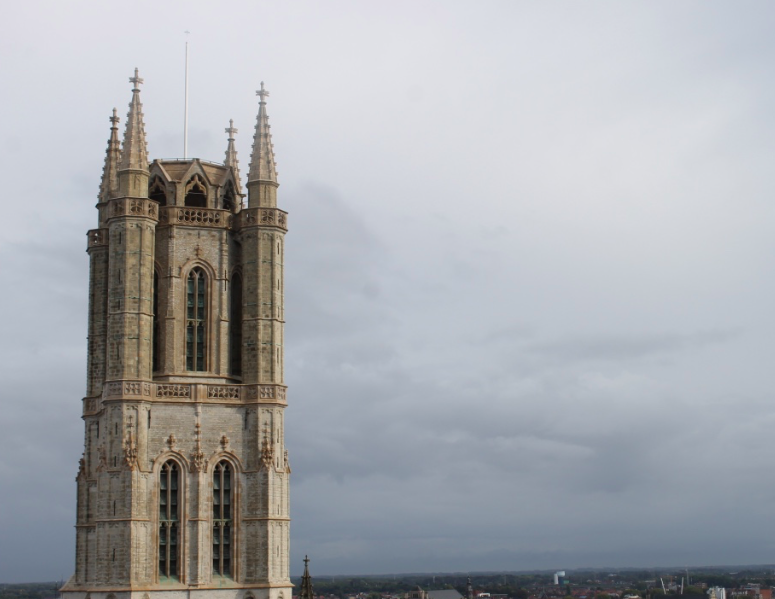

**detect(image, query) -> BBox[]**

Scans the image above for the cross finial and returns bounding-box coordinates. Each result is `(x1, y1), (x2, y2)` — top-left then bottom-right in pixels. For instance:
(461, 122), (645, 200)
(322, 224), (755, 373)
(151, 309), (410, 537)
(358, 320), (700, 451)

(304, 555), (309, 566)
(256, 81), (270, 103)
(129, 68), (144, 91)
(226, 119), (238, 140)
(110, 108), (120, 127)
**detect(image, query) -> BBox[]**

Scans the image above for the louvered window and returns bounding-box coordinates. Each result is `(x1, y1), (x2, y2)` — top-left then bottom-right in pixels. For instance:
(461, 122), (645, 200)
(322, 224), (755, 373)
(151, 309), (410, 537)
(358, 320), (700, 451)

(159, 461), (179, 580)
(212, 461), (232, 576)
(186, 268), (206, 371)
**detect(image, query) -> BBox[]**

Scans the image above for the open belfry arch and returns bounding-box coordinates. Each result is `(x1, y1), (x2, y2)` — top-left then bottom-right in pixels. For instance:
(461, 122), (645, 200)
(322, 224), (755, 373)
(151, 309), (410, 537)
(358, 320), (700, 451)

(61, 69), (291, 599)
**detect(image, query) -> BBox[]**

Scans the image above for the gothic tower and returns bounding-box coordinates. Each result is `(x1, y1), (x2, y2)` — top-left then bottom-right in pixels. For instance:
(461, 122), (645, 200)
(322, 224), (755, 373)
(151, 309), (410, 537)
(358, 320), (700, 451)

(61, 70), (291, 599)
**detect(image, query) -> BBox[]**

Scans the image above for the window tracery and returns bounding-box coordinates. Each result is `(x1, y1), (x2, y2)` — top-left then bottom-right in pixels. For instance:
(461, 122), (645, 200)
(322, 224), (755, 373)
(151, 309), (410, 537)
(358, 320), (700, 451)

(184, 175), (207, 208)
(149, 177), (168, 205)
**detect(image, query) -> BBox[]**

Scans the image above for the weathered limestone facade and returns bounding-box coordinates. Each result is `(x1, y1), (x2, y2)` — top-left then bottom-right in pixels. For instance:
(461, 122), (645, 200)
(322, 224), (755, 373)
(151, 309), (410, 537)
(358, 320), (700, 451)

(61, 71), (291, 599)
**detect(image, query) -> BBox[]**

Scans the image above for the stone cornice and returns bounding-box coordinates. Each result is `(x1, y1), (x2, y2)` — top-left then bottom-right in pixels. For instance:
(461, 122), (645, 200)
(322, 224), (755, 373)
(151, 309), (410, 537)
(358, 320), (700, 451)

(84, 382), (288, 415)
(106, 197), (160, 222)
(238, 207), (288, 231)
(158, 205), (233, 229)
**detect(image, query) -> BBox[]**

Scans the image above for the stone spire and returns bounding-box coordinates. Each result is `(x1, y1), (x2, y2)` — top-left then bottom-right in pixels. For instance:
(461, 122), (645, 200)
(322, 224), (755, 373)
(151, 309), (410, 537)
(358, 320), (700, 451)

(299, 556), (314, 599)
(224, 119), (242, 187)
(118, 68), (149, 197)
(98, 108), (121, 204)
(247, 81), (279, 207)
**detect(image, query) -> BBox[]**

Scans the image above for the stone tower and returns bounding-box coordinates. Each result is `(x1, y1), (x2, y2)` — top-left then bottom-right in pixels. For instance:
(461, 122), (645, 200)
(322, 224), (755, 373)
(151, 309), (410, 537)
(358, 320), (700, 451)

(61, 70), (291, 599)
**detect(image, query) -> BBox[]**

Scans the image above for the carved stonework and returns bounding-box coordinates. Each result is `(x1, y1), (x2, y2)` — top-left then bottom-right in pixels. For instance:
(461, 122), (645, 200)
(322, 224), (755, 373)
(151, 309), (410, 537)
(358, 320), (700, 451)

(76, 455), (87, 481)
(156, 384), (191, 398)
(208, 385), (240, 400)
(190, 422), (207, 473)
(220, 435), (230, 450)
(260, 424), (274, 469)
(166, 433), (177, 451)
(123, 416), (138, 471)
(87, 229), (108, 248)
(241, 208), (288, 231)
(96, 445), (107, 472)
(283, 449), (291, 474)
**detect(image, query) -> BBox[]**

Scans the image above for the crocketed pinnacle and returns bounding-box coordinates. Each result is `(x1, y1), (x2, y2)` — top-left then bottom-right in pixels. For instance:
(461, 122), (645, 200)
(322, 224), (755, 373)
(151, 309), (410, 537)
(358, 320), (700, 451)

(248, 82), (278, 184)
(224, 119), (242, 186)
(299, 556), (314, 599)
(98, 108), (121, 203)
(119, 68), (149, 172)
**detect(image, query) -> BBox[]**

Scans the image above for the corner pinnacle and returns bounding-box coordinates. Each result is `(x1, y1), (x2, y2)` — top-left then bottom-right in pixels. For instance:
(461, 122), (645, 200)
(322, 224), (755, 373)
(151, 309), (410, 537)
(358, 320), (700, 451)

(119, 68), (149, 173)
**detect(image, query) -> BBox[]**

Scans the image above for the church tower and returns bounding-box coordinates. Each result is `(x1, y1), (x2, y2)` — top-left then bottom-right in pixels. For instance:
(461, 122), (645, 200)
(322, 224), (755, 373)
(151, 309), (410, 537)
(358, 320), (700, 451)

(61, 70), (291, 599)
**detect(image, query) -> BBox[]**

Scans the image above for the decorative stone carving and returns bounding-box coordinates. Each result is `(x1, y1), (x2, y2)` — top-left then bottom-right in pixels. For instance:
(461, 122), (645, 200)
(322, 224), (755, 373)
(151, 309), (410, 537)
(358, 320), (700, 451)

(260, 424), (274, 469)
(220, 435), (230, 450)
(166, 433), (177, 451)
(208, 385), (240, 400)
(283, 449), (291, 474)
(96, 445), (107, 472)
(123, 416), (138, 471)
(76, 455), (87, 481)
(87, 229), (108, 248)
(156, 384), (191, 398)
(240, 208), (288, 230)
(190, 422), (207, 473)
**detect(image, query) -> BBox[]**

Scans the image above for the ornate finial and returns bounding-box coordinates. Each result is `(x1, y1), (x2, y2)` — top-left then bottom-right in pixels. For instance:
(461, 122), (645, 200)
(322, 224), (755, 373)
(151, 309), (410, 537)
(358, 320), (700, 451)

(110, 108), (119, 127)
(256, 81), (270, 103)
(130, 68), (144, 91)
(226, 119), (238, 140)
(304, 555), (309, 566)
(166, 433), (177, 450)
(220, 435), (230, 450)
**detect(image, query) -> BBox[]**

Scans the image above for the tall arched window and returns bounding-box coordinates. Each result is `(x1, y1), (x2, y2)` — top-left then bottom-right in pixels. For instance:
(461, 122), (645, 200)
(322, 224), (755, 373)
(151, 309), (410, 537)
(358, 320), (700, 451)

(152, 270), (160, 372)
(184, 175), (207, 208)
(186, 268), (207, 371)
(213, 461), (233, 577)
(159, 461), (179, 580)
(230, 273), (242, 377)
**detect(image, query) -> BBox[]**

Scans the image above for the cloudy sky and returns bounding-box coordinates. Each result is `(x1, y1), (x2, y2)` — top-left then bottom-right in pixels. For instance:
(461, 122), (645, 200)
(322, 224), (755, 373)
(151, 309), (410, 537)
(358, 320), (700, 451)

(3, 0), (775, 584)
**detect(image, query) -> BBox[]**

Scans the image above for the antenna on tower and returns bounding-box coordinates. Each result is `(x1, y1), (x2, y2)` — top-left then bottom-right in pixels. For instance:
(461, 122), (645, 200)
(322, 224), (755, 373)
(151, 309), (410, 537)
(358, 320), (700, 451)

(184, 30), (190, 159)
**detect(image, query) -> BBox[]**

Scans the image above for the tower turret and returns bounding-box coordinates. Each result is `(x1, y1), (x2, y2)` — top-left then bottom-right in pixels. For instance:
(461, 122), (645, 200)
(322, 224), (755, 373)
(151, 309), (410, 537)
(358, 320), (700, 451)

(64, 71), (291, 599)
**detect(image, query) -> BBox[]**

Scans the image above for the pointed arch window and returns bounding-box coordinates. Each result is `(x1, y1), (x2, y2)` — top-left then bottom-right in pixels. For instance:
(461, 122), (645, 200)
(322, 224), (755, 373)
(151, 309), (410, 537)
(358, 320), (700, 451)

(149, 177), (168, 205)
(213, 461), (233, 577)
(159, 461), (179, 580)
(186, 268), (207, 371)
(184, 175), (207, 208)
(230, 273), (242, 376)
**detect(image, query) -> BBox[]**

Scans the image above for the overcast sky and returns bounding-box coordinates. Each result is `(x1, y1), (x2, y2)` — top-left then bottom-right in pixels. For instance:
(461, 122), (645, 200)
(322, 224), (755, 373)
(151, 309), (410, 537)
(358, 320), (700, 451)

(3, 0), (775, 584)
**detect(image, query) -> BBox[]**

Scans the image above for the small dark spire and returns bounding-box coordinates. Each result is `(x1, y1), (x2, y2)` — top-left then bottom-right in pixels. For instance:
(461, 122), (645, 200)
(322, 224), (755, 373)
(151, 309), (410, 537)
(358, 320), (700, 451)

(299, 555), (314, 599)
